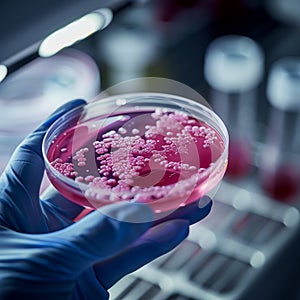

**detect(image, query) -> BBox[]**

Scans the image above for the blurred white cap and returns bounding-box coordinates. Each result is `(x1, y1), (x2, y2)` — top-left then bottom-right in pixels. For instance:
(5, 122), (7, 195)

(267, 57), (300, 111)
(204, 35), (264, 93)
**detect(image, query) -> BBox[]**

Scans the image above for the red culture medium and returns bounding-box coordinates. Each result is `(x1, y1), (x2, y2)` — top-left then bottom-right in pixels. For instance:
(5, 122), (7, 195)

(47, 108), (226, 212)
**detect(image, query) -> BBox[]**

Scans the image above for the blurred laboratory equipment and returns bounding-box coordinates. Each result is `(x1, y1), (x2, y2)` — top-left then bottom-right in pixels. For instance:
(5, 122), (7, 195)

(204, 35), (264, 179)
(265, 0), (300, 27)
(96, 5), (158, 87)
(0, 48), (100, 173)
(259, 57), (300, 202)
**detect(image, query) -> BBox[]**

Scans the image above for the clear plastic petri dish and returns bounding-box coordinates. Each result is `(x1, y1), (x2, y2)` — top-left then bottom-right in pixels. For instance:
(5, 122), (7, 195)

(43, 93), (229, 214)
(0, 48), (100, 173)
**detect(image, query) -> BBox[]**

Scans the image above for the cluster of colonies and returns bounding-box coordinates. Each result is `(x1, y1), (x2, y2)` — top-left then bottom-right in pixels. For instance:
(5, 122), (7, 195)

(50, 109), (220, 204)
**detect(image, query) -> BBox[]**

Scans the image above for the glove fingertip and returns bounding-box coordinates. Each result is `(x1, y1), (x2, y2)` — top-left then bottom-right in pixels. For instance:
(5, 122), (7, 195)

(143, 219), (190, 246)
(198, 196), (213, 209)
(98, 202), (154, 224)
(43, 99), (86, 127)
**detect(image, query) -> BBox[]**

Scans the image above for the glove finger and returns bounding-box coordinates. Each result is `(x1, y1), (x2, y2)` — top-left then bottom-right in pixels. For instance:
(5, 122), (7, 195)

(94, 198), (212, 288)
(41, 186), (84, 225)
(94, 219), (190, 289)
(74, 268), (109, 299)
(6, 99), (86, 198)
(52, 202), (154, 274)
(154, 196), (212, 226)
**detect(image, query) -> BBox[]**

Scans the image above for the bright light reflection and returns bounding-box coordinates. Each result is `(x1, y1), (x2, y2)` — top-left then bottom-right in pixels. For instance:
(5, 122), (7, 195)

(198, 231), (217, 249)
(0, 65), (8, 83)
(232, 189), (251, 210)
(283, 207), (299, 227)
(250, 251), (265, 268)
(39, 8), (113, 57)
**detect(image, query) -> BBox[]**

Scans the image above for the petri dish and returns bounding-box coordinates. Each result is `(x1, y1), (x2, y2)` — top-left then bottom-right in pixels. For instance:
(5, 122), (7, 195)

(0, 48), (100, 173)
(43, 93), (228, 214)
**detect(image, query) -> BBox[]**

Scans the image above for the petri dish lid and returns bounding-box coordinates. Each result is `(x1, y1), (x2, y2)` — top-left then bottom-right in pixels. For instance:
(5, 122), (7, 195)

(267, 57), (300, 111)
(0, 48), (100, 136)
(204, 35), (264, 93)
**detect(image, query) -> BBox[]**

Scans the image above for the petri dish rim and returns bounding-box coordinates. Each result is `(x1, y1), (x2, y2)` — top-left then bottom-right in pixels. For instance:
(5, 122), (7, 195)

(42, 92), (229, 208)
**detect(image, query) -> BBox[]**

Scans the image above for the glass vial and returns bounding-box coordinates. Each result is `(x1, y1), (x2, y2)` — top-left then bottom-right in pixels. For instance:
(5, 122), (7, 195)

(204, 35), (264, 179)
(260, 57), (300, 202)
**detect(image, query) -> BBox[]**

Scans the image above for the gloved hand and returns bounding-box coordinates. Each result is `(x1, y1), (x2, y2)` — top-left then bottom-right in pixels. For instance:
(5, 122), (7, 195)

(0, 99), (212, 300)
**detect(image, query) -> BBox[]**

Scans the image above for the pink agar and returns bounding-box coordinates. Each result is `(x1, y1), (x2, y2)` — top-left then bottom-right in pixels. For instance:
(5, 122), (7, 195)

(262, 164), (300, 202)
(47, 109), (226, 211)
(226, 137), (252, 179)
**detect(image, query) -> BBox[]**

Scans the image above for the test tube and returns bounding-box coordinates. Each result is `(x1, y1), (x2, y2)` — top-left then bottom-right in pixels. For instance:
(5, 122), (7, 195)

(97, 7), (158, 87)
(260, 57), (300, 202)
(204, 35), (264, 179)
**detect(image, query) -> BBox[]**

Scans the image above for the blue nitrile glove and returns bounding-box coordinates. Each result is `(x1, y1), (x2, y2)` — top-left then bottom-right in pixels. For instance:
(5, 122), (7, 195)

(0, 99), (212, 300)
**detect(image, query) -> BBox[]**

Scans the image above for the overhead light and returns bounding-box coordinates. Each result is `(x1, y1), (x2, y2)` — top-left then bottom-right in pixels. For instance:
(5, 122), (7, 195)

(0, 65), (8, 83)
(39, 8), (113, 58)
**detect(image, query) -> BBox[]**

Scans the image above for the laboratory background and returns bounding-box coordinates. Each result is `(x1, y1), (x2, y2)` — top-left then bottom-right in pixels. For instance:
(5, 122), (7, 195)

(1, 0), (300, 299)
